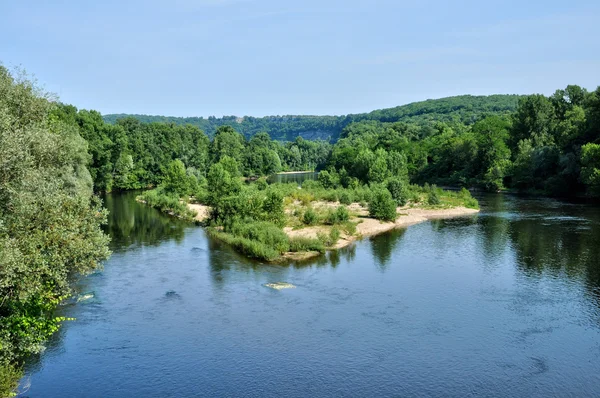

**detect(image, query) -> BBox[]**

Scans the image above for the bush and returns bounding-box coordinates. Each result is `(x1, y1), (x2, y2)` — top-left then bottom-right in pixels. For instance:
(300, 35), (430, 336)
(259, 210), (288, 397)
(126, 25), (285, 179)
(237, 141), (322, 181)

(302, 179), (321, 190)
(368, 189), (397, 221)
(302, 207), (318, 225)
(326, 206), (350, 225)
(228, 221), (289, 253)
(342, 221), (357, 235)
(328, 227), (341, 246)
(208, 229), (280, 261)
(339, 191), (352, 205)
(262, 190), (285, 226)
(289, 237), (326, 253)
(386, 178), (408, 206)
(255, 177), (268, 191)
(427, 186), (441, 206)
(0, 363), (22, 398)
(458, 188), (479, 209)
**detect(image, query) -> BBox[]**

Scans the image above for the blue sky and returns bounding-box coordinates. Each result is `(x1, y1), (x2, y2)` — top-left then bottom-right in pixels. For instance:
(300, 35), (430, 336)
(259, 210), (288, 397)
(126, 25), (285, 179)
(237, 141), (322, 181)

(2, 0), (599, 117)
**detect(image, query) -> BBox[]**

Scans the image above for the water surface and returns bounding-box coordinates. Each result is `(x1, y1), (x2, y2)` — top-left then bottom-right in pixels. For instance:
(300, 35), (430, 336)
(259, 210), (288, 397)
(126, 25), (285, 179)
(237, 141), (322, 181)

(23, 192), (600, 397)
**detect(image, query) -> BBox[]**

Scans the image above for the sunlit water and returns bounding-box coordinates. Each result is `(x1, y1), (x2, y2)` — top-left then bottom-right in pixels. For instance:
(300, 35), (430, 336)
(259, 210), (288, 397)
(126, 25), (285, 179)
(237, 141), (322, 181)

(22, 192), (600, 397)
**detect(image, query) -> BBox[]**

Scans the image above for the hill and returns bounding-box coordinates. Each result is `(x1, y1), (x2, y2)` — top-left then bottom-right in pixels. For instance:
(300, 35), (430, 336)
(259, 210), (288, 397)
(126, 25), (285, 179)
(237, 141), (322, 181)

(103, 94), (522, 141)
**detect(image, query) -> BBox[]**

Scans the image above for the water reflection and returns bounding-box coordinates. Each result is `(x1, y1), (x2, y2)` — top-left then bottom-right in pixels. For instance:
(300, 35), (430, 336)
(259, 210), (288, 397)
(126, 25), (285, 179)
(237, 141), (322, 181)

(24, 191), (600, 397)
(267, 171), (318, 185)
(369, 228), (406, 271)
(101, 191), (188, 251)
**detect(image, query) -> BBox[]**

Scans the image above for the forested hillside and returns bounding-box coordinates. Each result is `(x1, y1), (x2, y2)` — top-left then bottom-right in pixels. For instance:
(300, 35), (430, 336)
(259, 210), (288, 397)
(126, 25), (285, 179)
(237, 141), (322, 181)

(58, 87), (600, 198)
(103, 94), (521, 141)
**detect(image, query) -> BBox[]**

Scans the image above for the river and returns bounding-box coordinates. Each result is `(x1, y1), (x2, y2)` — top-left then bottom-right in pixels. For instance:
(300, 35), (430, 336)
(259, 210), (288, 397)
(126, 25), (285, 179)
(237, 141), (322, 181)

(22, 191), (600, 397)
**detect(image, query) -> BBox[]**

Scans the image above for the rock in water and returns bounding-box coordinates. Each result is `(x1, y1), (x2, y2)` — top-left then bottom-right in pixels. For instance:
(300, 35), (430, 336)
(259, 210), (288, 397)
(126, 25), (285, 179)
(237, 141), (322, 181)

(165, 290), (181, 298)
(77, 293), (94, 302)
(264, 282), (296, 290)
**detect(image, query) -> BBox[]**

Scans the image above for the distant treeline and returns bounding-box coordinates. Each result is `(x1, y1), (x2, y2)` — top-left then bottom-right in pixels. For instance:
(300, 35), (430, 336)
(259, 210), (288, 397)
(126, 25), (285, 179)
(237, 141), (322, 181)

(103, 94), (522, 141)
(70, 87), (600, 198)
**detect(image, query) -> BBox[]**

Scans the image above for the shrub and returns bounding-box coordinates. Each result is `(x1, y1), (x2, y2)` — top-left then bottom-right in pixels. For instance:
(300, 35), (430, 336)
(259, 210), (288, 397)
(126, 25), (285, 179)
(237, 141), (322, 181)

(208, 229), (280, 261)
(458, 188), (479, 209)
(329, 227), (341, 245)
(262, 190), (285, 226)
(342, 221), (357, 236)
(326, 206), (349, 225)
(339, 191), (352, 205)
(386, 178), (408, 206)
(289, 237), (325, 253)
(255, 177), (268, 191)
(302, 207), (318, 225)
(302, 179), (321, 190)
(228, 221), (289, 253)
(0, 363), (22, 398)
(427, 186), (441, 206)
(368, 189), (397, 221)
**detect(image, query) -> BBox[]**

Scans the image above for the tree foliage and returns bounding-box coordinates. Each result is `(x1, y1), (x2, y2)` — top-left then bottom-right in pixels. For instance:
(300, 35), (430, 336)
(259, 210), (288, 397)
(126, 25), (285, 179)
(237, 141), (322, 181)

(0, 66), (110, 395)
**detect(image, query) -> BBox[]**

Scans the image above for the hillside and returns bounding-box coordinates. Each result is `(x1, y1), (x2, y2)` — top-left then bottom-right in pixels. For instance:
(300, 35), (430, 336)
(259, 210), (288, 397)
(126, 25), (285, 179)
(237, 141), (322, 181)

(103, 94), (522, 141)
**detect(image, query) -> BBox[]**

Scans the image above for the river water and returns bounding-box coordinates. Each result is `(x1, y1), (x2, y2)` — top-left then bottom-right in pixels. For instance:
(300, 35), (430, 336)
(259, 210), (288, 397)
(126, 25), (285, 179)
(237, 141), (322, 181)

(22, 191), (600, 397)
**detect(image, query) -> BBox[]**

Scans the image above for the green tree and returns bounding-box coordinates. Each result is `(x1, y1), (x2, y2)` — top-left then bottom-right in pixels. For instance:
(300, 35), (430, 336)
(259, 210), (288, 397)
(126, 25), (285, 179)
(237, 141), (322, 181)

(0, 66), (110, 394)
(162, 159), (190, 196)
(368, 189), (397, 221)
(581, 143), (600, 197)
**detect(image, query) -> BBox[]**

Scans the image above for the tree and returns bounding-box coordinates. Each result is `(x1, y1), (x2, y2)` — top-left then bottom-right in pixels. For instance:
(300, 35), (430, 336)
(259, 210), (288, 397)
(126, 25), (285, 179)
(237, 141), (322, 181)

(0, 66), (110, 394)
(368, 189), (397, 221)
(581, 143), (600, 197)
(162, 159), (190, 196)
(210, 126), (245, 164)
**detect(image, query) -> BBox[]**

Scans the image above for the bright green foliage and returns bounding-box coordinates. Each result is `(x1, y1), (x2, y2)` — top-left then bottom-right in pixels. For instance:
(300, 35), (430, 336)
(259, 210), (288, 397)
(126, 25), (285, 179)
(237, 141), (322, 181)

(318, 170), (339, 189)
(386, 178), (409, 206)
(339, 191), (352, 205)
(427, 186), (441, 206)
(581, 143), (600, 196)
(0, 362), (21, 398)
(0, 66), (110, 390)
(288, 237), (326, 253)
(368, 190), (398, 221)
(302, 208), (318, 225)
(229, 221), (290, 254)
(210, 126), (246, 164)
(325, 206), (350, 225)
(206, 163), (242, 206)
(162, 159), (191, 196)
(262, 190), (286, 227)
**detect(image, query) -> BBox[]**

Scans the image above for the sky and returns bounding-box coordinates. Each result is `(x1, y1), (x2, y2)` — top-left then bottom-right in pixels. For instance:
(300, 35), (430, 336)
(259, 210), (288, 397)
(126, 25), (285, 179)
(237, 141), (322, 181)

(1, 0), (599, 117)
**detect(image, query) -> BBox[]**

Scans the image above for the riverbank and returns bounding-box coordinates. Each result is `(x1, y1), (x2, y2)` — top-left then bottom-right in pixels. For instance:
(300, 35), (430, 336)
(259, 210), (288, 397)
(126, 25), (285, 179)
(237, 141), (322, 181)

(281, 203), (478, 260)
(187, 201), (479, 261)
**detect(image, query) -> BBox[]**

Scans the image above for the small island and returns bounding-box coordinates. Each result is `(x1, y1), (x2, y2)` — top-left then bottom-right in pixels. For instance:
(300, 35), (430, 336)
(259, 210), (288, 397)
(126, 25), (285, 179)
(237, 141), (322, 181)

(140, 160), (479, 262)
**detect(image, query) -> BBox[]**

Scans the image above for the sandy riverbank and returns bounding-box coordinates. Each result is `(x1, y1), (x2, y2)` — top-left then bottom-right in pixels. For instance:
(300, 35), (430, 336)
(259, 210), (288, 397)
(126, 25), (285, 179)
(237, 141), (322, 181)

(283, 204), (479, 255)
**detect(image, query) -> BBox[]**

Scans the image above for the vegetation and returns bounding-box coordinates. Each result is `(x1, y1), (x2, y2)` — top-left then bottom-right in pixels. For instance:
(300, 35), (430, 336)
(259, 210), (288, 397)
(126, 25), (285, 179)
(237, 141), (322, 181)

(2, 60), (598, 395)
(103, 94), (522, 141)
(0, 66), (110, 396)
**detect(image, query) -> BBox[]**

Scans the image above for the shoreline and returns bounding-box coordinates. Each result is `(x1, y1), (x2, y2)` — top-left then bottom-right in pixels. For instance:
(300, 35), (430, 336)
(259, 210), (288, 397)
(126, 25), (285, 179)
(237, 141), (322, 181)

(282, 205), (479, 260)
(275, 170), (315, 175)
(186, 201), (479, 262)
